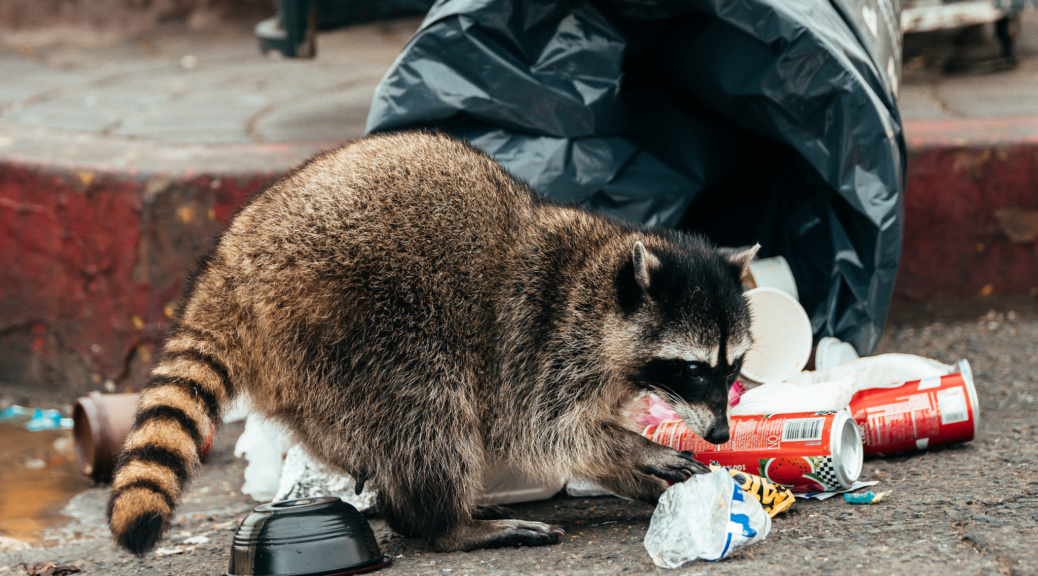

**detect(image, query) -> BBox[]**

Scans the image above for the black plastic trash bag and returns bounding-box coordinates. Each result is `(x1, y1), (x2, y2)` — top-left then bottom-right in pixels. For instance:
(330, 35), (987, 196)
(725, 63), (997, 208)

(366, 0), (905, 355)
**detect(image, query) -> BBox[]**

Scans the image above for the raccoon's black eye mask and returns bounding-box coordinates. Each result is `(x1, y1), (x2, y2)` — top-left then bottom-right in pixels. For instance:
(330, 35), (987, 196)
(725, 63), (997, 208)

(639, 357), (743, 394)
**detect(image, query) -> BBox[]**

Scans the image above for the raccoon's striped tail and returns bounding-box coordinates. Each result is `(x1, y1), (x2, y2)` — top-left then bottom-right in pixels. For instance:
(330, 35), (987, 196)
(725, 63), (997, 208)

(106, 347), (231, 556)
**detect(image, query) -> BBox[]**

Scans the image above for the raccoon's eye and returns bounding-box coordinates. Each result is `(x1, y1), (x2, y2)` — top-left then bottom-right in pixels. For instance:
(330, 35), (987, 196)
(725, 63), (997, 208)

(726, 364), (739, 376)
(687, 362), (704, 379)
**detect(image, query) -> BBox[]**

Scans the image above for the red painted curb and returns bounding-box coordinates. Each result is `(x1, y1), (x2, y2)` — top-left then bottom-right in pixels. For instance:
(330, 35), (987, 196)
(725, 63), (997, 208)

(2, 117), (1037, 390)
(0, 126), (345, 391)
(900, 116), (1038, 301)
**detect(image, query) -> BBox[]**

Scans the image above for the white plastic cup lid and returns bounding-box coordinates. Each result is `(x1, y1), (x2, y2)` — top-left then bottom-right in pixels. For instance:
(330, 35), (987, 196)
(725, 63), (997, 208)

(815, 336), (860, 372)
(740, 287), (813, 384)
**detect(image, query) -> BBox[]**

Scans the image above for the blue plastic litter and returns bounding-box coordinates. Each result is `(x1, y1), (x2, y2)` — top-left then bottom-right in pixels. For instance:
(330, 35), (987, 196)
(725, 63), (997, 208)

(844, 491), (891, 504)
(25, 408), (72, 432)
(0, 405), (32, 420)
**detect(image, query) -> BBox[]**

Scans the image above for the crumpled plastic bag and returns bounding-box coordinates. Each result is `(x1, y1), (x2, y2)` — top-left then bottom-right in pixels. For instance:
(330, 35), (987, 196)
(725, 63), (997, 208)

(644, 470), (771, 567)
(233, 413), (295, 501)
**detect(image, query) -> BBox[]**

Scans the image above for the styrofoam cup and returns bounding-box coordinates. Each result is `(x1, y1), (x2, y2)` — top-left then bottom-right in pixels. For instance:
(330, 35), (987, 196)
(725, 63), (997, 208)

(740, 287), (813, 384)
(747, 256), (799, 301)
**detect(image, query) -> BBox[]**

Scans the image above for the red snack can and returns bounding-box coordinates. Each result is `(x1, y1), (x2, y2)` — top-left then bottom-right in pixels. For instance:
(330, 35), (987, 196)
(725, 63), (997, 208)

(643, 411), (863, 493)
(848, 359), (979, 457)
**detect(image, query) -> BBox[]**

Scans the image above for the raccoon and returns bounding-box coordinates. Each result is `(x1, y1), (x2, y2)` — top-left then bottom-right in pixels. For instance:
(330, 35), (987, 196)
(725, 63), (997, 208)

(106, 131), (757, 555)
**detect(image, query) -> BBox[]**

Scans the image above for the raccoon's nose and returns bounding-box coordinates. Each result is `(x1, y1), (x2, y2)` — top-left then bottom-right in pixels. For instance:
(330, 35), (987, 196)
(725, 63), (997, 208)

(704, 424), (729, 445)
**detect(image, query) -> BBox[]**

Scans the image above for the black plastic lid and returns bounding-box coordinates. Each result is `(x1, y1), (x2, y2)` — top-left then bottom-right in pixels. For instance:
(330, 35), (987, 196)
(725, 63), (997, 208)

(227, 497), (389, 576)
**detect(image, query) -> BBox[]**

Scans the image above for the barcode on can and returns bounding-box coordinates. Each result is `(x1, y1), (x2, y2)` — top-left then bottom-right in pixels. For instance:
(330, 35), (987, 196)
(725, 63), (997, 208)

(937, 387), (969, 425)
(781, 417), (825, 442)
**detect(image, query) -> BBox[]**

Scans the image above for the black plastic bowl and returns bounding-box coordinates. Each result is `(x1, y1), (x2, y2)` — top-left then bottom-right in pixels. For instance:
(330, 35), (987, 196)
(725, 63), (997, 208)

(227, 497), (390, 576)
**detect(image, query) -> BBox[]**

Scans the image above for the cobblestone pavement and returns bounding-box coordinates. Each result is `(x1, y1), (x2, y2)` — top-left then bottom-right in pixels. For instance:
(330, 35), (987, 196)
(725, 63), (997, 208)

(0, 10), (1035, 157)
(1, 296), (1037, 575)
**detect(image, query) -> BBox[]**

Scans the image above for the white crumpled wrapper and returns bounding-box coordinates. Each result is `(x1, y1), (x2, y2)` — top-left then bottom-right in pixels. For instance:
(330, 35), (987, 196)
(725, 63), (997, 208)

(644, 470), (771, 568)
(732, 353), (954, 416)
(273, 444), (379, 513)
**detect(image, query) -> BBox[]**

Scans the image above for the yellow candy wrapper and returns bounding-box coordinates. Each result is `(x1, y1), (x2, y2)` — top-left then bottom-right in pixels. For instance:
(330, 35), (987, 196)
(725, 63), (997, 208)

(710, 465), (794, 518)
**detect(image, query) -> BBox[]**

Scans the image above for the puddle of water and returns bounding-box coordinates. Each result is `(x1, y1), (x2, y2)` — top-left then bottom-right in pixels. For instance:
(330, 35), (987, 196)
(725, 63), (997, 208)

(0, 422), (93, 543)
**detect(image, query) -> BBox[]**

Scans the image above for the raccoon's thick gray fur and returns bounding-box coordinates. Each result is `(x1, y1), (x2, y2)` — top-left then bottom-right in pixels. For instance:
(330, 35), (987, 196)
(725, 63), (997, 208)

(107, 131), (757, 555)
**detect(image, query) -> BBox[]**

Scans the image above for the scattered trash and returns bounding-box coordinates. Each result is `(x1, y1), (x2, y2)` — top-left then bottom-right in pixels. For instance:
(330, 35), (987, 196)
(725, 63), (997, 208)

(0, 405), (31, 420)
(22, 564), (81, 576)
(644, 411), (863, 493)
(212, 519), (241, 531)
(797, 480), (880, 501)
(844, 491), (891, 504)
(21, 458), (47, 470)
(849, 360), (978, 457)
(274, 441), (561, 509)
(155, 547), (185, 556)
(633, 394), (681, 429)
(0, 536), (29, 551)
(228, 498), (391, 576)
(814, 337), (860, 372)
(72, 392), (140, 481)
(26, 409), (73, 432)
(644, 470), (771, 567)
(182, 535), (210, 545)
(728, 381), (746, 408)
(275, 444), (378, 512)
(739, 288), (813, 385)
(744, 255), (799, 301)
(234, 414), (295, 501)
(0, 406), (72, 431)
(715, 467), (795, 518)
(634, 387), (744, 430)
(564, 478), (614, 498)
(732, 354), (962, 416)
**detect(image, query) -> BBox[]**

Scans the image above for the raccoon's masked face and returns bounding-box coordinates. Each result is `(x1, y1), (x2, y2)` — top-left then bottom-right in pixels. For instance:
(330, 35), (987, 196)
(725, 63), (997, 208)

(618, 239), (758, 445)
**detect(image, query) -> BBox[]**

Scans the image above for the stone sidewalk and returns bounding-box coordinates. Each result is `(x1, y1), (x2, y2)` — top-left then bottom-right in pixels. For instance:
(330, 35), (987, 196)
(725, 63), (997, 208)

(1, 13), (1037, 393)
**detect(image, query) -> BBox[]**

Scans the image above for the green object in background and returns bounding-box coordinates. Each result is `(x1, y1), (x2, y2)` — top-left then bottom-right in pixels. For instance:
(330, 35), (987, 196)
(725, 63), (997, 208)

(256, 0), (435, 58)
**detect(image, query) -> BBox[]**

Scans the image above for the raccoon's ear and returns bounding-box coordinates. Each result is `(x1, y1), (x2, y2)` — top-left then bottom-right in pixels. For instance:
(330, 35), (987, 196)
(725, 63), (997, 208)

(718, 244), (760, 285)
(632, 241), (659, 291)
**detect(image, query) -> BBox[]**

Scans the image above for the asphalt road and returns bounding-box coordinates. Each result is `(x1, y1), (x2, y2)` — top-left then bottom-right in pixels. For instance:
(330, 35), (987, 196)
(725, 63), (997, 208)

(1, 295), (1037, 576)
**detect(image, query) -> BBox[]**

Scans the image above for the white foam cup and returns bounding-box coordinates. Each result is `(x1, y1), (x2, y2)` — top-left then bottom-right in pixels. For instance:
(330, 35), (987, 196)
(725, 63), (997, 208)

(747, 256), (799, 301)
(740, 287), (813, 384)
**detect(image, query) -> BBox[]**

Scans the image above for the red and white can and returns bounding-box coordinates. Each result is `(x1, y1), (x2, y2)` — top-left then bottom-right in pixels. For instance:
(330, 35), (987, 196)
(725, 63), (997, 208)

(643, 411), (863, 493)
(848, 359), (979, 457)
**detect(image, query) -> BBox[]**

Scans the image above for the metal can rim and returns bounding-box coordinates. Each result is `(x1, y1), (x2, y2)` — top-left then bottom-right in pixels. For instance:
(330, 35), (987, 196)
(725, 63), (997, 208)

(954, 358), (980, 440)
(830, 410), (863, 490)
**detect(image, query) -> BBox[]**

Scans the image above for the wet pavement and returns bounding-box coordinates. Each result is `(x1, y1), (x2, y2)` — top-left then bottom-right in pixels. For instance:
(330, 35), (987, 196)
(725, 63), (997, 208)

(1, 295), (1037, 575)
(0, 424), (88, 544)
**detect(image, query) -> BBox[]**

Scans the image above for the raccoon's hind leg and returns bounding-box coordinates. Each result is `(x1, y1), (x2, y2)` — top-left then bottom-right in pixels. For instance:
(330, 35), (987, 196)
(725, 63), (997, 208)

(579, 423), (708, 505)
(372, 378), (562, 552)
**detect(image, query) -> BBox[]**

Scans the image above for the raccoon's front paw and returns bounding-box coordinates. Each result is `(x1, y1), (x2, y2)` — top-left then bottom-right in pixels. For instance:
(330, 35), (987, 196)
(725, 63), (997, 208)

(639, 448), (710, 483)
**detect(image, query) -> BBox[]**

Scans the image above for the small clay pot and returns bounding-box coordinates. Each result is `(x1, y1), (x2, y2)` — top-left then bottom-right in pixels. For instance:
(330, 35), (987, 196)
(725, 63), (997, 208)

(72, 392), (140, 482)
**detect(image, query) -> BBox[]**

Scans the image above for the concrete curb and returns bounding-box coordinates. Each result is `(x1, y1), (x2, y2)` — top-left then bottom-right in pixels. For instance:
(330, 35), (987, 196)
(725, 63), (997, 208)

(0, 125), (342, 392)
(2, 117), (1037, 390)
